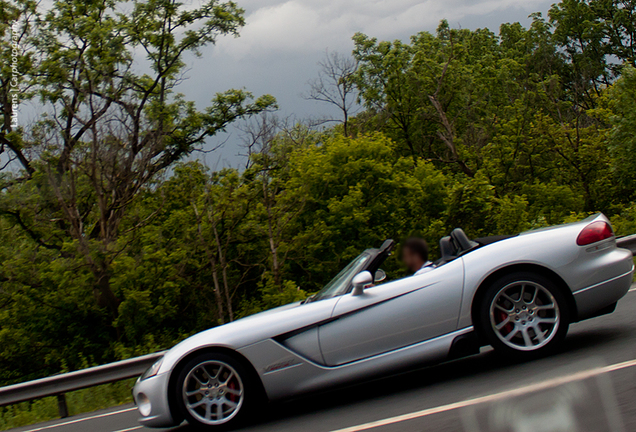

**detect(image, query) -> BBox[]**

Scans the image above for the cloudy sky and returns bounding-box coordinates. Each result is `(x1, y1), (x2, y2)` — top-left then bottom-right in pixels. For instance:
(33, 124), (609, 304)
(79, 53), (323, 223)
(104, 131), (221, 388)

(173, 0), (556, 167)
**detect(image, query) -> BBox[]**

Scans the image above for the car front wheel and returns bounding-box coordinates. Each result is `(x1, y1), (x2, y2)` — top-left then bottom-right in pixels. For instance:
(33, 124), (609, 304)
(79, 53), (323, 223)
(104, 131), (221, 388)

(175, 353), (253, 430)
(479, 272), (570, 358)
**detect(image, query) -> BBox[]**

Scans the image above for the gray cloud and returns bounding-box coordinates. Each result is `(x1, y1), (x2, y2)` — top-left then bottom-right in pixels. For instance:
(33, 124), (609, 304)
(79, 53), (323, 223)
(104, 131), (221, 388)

(178, 0), (556, 167)
(33, 0), (557, 168)
(214, 0), (551, 59)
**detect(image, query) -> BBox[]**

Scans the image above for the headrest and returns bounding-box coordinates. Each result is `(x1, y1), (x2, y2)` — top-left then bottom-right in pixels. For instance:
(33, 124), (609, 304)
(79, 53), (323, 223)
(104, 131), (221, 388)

(440, 236), (456, 258)
(450, 228), (479, 252)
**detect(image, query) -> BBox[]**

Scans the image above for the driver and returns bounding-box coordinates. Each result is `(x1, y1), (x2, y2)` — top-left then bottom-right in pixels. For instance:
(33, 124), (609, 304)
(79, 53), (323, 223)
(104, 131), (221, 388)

(402, 237), (434, 275)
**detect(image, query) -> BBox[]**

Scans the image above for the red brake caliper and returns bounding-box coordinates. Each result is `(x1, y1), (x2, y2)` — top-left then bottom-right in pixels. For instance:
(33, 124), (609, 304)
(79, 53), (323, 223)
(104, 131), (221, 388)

(497, 310), (514, 334)
(227, 379), (238, 403)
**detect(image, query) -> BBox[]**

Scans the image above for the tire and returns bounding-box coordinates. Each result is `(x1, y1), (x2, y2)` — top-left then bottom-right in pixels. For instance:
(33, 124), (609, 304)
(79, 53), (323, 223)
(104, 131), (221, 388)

(175, 352), (255, 430)
(477, 272), (570, 359)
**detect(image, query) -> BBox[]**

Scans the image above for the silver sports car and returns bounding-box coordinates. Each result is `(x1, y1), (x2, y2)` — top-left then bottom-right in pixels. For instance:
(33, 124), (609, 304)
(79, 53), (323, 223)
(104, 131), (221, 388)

(133, 213), (634, 429)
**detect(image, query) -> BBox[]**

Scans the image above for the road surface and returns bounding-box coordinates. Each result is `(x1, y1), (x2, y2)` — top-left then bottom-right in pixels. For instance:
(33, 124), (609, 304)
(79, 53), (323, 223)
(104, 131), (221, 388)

(10, 285), (636, 432)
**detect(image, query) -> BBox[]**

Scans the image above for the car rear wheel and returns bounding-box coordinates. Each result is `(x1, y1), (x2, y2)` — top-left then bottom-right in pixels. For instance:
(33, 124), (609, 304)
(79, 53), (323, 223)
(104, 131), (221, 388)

(478, 272), (570, 358)
(175, 353), (254, 430)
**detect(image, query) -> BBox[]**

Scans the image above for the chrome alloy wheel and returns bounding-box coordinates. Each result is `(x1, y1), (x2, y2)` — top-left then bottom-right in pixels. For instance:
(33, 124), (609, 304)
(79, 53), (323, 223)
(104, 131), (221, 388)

(182, 360), (244, 425)
(489, 281), (560, 351)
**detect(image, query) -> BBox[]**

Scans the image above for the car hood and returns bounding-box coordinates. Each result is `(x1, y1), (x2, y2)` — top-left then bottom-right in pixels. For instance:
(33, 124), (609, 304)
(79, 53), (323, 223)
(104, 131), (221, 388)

(157, 296), (340, 374)
(235, 301), (303, 323)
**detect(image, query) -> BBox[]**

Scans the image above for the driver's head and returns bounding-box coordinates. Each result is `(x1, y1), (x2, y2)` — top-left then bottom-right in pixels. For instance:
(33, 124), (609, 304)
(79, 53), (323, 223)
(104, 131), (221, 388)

(401, 237), (429, 273)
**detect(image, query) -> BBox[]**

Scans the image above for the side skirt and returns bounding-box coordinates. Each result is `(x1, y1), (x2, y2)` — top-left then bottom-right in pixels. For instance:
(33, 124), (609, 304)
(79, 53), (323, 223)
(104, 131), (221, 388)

(238, 326), (474, 401)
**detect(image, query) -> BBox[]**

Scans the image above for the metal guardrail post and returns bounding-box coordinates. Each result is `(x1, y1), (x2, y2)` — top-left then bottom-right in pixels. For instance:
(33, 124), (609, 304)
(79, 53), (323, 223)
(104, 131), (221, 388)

(56, 394), (68, 418)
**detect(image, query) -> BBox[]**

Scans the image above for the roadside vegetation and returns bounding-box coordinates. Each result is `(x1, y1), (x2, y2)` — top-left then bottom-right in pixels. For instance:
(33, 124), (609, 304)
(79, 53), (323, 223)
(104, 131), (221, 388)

(0, 378), (135, 430)
(1, 0), (636, 427)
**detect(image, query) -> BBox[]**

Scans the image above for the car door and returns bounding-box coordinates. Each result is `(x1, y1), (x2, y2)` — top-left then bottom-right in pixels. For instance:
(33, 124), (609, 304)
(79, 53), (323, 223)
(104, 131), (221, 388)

(317, 257), (465, 366)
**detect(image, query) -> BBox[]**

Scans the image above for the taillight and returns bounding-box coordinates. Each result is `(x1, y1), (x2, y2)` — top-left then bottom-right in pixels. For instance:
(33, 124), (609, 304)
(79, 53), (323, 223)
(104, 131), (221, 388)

(576, 221), (614, 246)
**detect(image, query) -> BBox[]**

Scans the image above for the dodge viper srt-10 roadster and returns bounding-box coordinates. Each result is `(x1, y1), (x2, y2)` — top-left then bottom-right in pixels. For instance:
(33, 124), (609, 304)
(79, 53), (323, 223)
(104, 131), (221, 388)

(133, 213), (634, 429)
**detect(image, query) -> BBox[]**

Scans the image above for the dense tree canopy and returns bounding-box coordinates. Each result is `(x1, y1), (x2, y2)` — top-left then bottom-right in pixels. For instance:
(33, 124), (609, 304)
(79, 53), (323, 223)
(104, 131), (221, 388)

(1, 0), (636, 386)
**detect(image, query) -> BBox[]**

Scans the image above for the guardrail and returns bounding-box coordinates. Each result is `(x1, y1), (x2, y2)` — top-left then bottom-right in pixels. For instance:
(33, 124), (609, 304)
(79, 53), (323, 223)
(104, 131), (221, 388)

(0, 351), (165, 418)
(617, 234), (636, 256)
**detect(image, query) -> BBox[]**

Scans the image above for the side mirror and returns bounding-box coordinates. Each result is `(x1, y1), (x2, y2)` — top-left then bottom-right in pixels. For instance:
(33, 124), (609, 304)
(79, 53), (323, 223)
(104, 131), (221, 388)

(352, 271), (373, 296)
(374, 269), (386, 283)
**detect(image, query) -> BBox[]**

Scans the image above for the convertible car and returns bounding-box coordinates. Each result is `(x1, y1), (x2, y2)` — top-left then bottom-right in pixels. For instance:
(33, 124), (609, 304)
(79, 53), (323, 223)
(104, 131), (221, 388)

(133, 213), (634, 429)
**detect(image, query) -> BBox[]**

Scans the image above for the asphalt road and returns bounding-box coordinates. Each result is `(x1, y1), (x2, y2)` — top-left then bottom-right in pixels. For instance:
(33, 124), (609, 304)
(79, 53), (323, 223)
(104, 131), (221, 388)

(11, 285), (636, 432)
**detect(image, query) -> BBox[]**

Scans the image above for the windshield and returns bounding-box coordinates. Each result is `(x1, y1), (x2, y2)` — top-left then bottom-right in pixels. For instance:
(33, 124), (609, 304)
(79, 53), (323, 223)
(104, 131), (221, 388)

(310, 253), (371, 301)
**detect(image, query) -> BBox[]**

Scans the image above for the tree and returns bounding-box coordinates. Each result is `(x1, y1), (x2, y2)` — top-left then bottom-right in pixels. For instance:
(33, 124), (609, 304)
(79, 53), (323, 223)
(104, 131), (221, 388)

(306, 51), (359, 136)
(0, 0), (275, 379)
(352, 22), (521, 175)
(352, 33), (420, 160)
(197, 169), (253, 323)
(2, 0), (275, 318)
(549, 0), (636, 107)
(605, 65), (636, 202)
(238, 113), (281, 169)
(0, 0), (37, 182)
(245, 128), (309, 289)
(285, 133), (449, 288)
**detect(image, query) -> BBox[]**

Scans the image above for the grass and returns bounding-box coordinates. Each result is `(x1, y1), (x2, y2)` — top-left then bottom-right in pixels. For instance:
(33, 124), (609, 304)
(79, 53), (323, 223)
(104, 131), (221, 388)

(0, 378), (136, 431)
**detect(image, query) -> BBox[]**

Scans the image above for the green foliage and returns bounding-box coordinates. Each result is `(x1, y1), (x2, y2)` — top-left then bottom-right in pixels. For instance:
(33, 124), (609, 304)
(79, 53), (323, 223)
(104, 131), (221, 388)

(606, 66), (636, 202)
(612, 203), (636, 237)
(238, 275), (308, 318)
(0, 0), (274, 386)
(284, 133), (449, 288)
(2, 3), (636, 427)
(549, 0), (636, 95)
